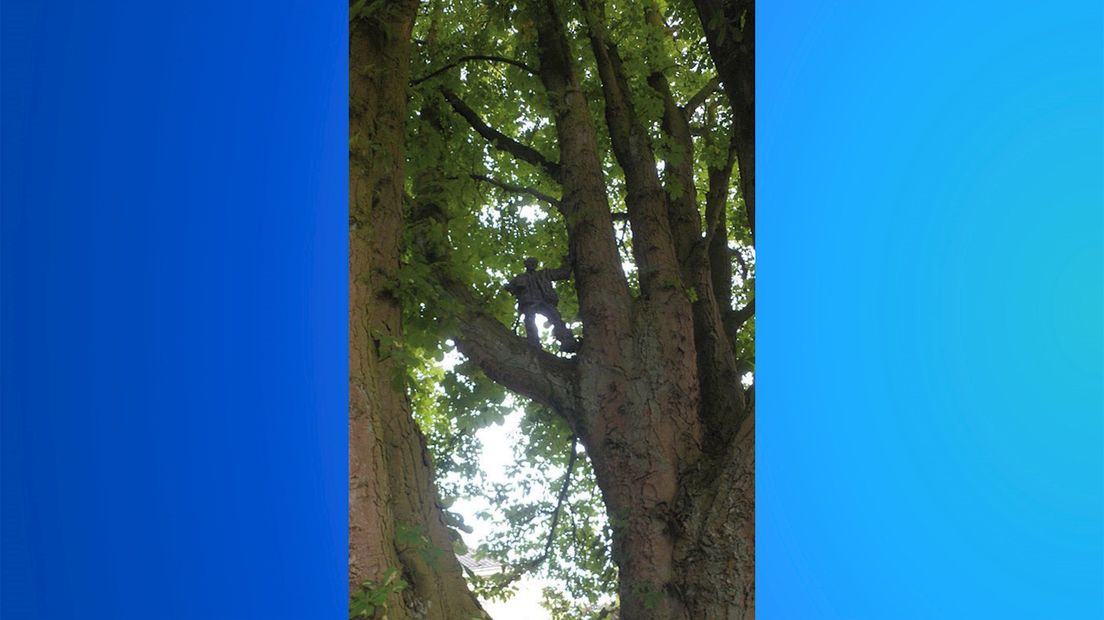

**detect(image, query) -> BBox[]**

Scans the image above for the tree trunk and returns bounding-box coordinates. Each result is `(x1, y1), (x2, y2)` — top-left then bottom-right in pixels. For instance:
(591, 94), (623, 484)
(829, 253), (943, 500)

(673, 416), (755, 620)
(349, 2), (485, 618)
(567, 327), (753, 620)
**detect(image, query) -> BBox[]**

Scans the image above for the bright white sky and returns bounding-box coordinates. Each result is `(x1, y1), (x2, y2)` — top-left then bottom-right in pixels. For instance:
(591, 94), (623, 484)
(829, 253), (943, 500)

(449, 408), (524, 548)
(437, 328), (559, 551)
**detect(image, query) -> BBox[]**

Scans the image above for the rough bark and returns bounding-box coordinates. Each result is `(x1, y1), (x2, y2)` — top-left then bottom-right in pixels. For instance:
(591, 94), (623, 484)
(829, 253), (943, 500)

(349, 2), (486, 618)
(674, 414), (755, 619)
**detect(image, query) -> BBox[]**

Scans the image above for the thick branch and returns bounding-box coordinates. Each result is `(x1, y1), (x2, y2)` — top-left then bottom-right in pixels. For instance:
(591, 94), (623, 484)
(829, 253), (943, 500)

(442, 88), (562, 181)
(412, 54), (536, 86)
(449, 291), (577, 414)
(644, 2), (713, 278)
(692, 0), (754, 243)
(529, 0), (632, 350)
(470, 173), (560, 207)
(705, 124), (738, 315)
(579, 0), (684, 297)
(648, 66), (700, 272)
(689, 115), (748, 452)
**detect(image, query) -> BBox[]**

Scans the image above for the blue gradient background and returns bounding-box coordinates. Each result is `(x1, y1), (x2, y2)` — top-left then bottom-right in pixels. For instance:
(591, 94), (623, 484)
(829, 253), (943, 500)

(2, 1), (347, 618)
(758, 1), (1104, 618)
(2, 0), (1101, 619)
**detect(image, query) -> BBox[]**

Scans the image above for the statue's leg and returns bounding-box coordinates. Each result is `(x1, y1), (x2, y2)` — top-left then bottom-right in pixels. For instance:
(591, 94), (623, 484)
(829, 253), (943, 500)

(543, 305), (579, 352)
(523, 310), (541, 347)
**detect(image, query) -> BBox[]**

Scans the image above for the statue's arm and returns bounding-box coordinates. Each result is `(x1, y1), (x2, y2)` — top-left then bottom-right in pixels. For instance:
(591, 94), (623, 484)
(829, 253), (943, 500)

(546, 256), (573, 280)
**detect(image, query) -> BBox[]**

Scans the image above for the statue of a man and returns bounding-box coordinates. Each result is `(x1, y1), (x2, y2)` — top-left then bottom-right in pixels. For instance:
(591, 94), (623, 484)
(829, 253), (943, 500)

(505, 257), (579, 353)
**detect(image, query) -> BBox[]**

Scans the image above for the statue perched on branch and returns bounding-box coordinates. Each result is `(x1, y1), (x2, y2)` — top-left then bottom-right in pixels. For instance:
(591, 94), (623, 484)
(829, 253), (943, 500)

(504, 257), (579, 354)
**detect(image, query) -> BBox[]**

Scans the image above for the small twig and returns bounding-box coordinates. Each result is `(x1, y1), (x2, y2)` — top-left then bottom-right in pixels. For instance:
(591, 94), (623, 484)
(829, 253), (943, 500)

(729, 298), (755, 332)
(487, 436), (578, 593)
(733, 247), (750, 282)
(540, 436), (578, 559)
(412, 55), (536, 86)
(471, 174), (560, 207)
(613, 214), (629, 256)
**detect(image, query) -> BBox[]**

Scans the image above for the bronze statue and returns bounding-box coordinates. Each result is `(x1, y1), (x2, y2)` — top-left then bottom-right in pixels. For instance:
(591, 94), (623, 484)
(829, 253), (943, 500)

(505, 257), (579, 353)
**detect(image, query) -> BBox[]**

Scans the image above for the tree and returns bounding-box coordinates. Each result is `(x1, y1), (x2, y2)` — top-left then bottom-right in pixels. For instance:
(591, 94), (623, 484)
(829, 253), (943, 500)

(348, 1), (487, 618)
(397, 0), (757, 617)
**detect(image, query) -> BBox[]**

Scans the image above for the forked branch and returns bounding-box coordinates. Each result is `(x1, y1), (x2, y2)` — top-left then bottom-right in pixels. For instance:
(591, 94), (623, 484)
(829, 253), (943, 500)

(578, 0), (684, 295)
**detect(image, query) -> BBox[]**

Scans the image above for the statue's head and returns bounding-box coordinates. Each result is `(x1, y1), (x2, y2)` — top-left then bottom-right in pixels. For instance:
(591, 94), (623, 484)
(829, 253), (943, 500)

(524, 257), (538, 271)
